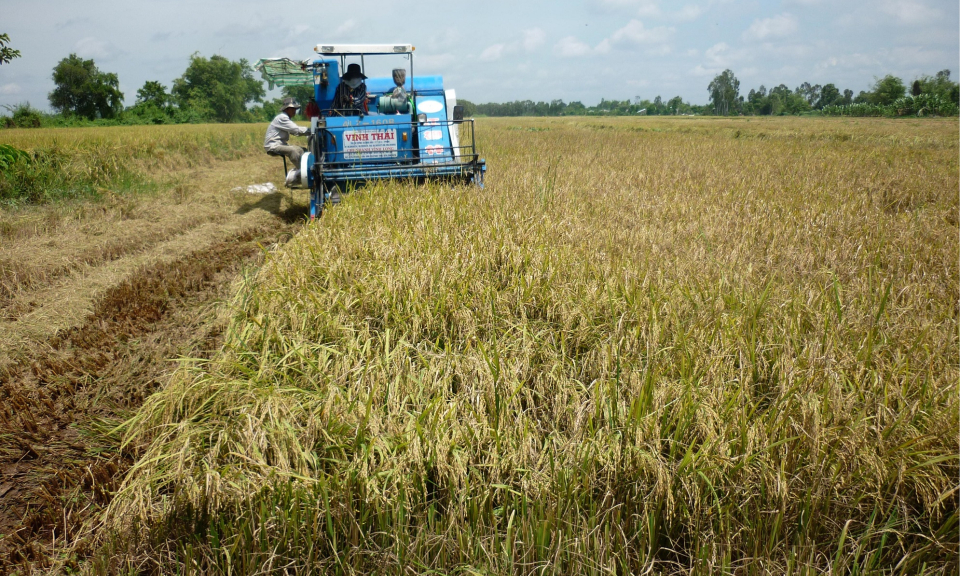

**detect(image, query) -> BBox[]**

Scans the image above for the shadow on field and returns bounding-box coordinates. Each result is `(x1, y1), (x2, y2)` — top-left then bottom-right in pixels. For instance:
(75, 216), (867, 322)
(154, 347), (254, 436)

(235, 191), (309, 223)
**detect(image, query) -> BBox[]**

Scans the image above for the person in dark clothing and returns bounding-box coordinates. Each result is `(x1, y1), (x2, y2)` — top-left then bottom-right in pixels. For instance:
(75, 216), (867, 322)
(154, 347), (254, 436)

(305, 98), (320, 119)
(333, 63), (370, 115)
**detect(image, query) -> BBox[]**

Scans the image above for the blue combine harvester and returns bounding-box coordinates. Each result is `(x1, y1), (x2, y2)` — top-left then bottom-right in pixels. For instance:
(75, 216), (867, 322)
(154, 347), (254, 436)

(256, 44), (486, 219)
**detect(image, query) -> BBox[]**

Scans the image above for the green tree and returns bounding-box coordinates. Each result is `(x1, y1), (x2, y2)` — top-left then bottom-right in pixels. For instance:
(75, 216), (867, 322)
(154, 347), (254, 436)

(796, 82), (821, 106)
(136, 81), (170, 108)
(127, 81), (173, 124)
(667, 95), (684, 114)
(651, 95), (664, 115)
(171, 54), (265, 122)
(868, 75), (906, 106)
(281, 84), (315, 115)
(458, 99), (477, 117)
(0, 33), (21, 65)
(918, 70), (959, 104)
(744, 85), (767, 115)
(708, 69), (740, 115)
(1, 103), (42, 128)
(815, 84), (841, 109)
(278, 84), (317, 120)
(566, 101), (586, 115)
(48, 54), (124, 119)
(770, 85), (794, 114)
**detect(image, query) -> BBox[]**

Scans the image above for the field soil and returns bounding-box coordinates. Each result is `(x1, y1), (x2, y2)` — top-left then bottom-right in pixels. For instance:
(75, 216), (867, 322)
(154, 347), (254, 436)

(0, 151), (307, 572)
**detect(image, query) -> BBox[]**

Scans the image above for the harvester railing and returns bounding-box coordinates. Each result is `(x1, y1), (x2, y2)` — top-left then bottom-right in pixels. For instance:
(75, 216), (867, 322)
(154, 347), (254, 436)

(313, 118), (479, 168)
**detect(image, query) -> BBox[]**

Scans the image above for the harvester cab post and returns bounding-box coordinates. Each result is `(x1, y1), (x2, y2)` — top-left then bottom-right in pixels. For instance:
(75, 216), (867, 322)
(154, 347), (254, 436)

(255, 43), (486, 220)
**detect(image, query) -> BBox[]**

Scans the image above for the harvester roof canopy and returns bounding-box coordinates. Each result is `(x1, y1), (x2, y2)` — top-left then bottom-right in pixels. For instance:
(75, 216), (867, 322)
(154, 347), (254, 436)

(314, 43), (414, 55)
(253, 58), (313, 89)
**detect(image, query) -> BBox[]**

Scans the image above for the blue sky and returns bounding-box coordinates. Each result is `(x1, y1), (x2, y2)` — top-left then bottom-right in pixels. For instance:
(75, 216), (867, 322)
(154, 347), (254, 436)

(1, 0), (957, 111)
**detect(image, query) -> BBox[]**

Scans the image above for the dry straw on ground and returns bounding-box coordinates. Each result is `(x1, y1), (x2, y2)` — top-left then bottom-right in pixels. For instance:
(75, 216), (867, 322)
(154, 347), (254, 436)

(0, 131), (309, 572)
(98, 117), (957, 574)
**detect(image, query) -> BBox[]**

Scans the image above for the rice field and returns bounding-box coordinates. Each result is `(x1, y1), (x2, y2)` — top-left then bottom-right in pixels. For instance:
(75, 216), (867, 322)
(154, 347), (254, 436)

(43, 117), (960, 574)
(0, 123), (265, 205)
(0, 124), (308, 573)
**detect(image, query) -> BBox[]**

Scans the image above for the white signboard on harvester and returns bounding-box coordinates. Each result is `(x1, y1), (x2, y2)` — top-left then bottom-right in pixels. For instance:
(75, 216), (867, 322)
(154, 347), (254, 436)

(343, 128), (398, 159)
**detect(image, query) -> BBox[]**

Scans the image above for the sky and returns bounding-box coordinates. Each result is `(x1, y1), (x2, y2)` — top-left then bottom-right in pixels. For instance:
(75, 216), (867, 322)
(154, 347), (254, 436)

(1, 0), (958, 111)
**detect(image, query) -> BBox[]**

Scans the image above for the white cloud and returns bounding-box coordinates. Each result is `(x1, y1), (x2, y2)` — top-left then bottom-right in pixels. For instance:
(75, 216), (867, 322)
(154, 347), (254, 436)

(879, 0), (940, 25)
(74, 37), (113, 60)
(673, 5), (703, 21)
(479, 29), (546, 62)
(690, 41), (747, 76)
(634, 0), (662, 17)
(334, 19), (357, 36)
(429, 28), (460, 50)
(596, 0), (709, 19)
(594, 0), (659, 14)
(417, 53), (457, 70)
(815, 53), (877, 71)
(55, 17), (90, 31)
(690, 64), (716, 77)
(150, 30), (194, 45)
(705, 42), (730, 64)
(743, 13), (798, 41)
(646, 44), (672, 56)
(522, 28), (546, 52)
(272, 45), (302, 59)
(884, 45), (951, 68)
(214, 20), (269, 39)
(287, 24), (309, 39)
(819, 56), (839, 69)
(0, 84), (22, 95)
(607, 19), (674, 46)
(565, 20), (675, 57)
(479, 43), (506, 62)
(554, 36), (595, 57)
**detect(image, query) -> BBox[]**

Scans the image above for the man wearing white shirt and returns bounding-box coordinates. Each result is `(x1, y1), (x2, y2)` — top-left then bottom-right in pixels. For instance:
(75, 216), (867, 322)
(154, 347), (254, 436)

(264, 97), (308, 176)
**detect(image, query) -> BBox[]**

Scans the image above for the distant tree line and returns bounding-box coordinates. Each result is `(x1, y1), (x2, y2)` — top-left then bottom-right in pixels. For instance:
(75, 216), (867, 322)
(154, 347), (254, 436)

(710, 69), (959, 117)
(458, 95), (709, 118)
(2, 51), (290, 128)
(462, 70), (959, 119)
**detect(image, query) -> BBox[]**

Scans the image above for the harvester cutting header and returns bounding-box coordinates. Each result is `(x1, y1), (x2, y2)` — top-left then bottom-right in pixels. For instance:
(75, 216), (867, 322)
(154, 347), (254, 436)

(256, 44), (486, 219)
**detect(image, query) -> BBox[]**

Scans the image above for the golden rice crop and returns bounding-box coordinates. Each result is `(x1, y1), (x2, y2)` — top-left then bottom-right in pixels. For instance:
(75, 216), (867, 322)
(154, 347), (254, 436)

(95, 116), (958, 574)
(0, 124), (267, 204)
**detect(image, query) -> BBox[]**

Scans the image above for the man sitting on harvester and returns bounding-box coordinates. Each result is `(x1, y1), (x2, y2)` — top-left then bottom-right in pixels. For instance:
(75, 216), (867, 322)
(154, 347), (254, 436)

(264, 97), (308, 185)
(332, 63), (370, 115)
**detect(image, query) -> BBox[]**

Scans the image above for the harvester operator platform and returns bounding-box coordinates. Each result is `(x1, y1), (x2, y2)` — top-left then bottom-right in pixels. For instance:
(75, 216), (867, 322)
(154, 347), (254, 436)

(332, 63), (371, 115)
(264, 97), (308, 184)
